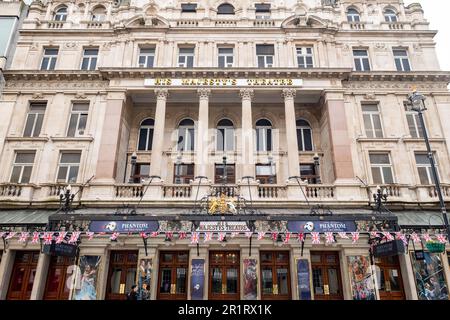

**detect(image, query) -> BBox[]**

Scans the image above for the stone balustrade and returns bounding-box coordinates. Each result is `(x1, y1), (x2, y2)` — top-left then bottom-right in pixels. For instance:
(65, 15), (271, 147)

(0, 183), (23, 197)
(47, 21), (64, 29)
(258, 185), (287, 199)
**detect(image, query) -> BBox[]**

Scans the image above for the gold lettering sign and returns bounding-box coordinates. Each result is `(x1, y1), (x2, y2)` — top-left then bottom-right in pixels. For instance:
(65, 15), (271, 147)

(144, 78), (303, 87)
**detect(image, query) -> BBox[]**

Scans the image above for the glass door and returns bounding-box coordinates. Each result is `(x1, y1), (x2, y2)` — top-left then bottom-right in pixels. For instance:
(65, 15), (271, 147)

(209, 251), (240, 300)
(106, 251), (138, 300)
(157, 251), (189, 300)
(376, 255), (405, 300)
(260, 251), (291, 300)
(44, 256), (76, 300)
(7, 251), (39, 300)
(310, 251), (343, 300)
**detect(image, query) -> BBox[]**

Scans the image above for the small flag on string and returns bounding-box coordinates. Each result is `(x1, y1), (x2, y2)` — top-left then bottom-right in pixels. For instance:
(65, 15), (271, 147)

(6, 232), (17, 240)
(257, 232), (265, 240)
(436, 234), (447, 244)
(311, 232), (321, 244)
(166, 232), (174, 240)
(411, 232), (421, 243)
(56, 232), (67, 244)
(284, 232), (291, 244)
(395, 232), (408, 245)
(271, 232), (279, 241)
(150, 232), (159, 238)
(18, 232), (30, 243)
(204, 232), (212, 242)
(338, 232), (349, 239)
(86, 232), (95, 240)
(110, 232), (120, 241)
(382, 232), (394, 241)
(218, 232), (226, 242)
(43, 232), (54, 245)
(370, 232), (378, 238)
(298, 232), (305, 242)
(422, 233), (432, 242)
(140, 232), (148, 239)
(325, 232), (335, 244)
(31, 232), (40, 244)
(245, 232), (253, 238)
(191, 232), (200, 244)
(351, 232), (360, 244)
(69, 232), (81, 244)
(178, 232), (187, 240)
(230, 232), (239, 238)
(0, 232), (6, 238)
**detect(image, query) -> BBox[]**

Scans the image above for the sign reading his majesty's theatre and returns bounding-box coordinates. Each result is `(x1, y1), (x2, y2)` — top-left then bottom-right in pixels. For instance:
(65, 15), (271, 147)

(144, 78), (303, 87)
(197, 221), (250, 232)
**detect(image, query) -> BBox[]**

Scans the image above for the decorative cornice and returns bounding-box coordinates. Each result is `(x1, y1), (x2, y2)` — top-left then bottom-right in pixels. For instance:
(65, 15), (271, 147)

(154, 88), (169, 99)
(197, 88), (211, 100)
(281, 88), (297, 100)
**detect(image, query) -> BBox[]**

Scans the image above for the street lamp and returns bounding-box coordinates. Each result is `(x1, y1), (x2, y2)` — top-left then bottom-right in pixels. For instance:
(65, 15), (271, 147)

(373, 185), (388, 213)
(129, 152), (137, 183)
(222, 155), (228, 185)
(175, 153), (182, 184)
(407, 90), (450, 238)
(59, 184), (75, 213)
(313, 153), (321, 184)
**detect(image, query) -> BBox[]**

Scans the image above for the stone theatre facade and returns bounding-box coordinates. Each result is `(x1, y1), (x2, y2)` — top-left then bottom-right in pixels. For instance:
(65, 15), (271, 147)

(0, 0), (449, 300)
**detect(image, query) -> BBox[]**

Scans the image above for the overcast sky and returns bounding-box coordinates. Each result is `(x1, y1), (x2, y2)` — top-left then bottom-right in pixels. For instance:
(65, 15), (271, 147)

(404, 0), (450, 71)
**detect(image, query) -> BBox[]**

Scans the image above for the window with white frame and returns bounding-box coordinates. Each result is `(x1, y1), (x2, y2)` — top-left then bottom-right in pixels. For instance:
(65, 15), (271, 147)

(393, 49), (411, 72)
(10, 151), (36, 184)
(216, 119), (234, 151)
(296, 47), (314, 69)
(178, 47), (194, 68)
(81, 48), (98, 70)
(256, 163), (276, 184)
(23, 103), (46, 137)
(353, 49), (371, 71)
(67, 103), (89, 137)
(384, 9), (398, 22)
(54, 7), (68, 21)
(56, 152), (81, 183)
(218, 47), (234, 68)
(138, 118), (154, 151)
(296, 119), (313, 151)
(138, 47), (155, 68)
(256, 45), (274, 68)
(256, 119), (273, 152)
(177, 119), (195, 151)
(346, 8), (360, 22)
(40, 48), (58, 70)
(91, 6), (106, 22)
(369, 153), (394, 184)
(362, 104), (383, 138)
(415, 153), (439, 185)
(404, 102), (424, 138)
(255, 3), (271, 19)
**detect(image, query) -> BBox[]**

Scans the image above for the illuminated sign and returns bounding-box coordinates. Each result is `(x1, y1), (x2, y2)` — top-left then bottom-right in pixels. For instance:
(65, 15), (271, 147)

(144, 78), (303, 87)
(196, 221), (250, 232)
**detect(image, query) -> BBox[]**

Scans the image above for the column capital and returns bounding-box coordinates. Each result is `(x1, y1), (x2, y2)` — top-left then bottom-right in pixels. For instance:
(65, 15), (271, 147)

(197, 88), (211, 100)
(282, 88), (297, 100)
(154, 88), (169, 100)
(239, 88), (254, 101)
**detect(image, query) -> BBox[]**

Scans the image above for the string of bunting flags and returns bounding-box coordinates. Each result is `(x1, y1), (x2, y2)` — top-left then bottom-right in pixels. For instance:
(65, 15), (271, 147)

(0, 231), (447, 245)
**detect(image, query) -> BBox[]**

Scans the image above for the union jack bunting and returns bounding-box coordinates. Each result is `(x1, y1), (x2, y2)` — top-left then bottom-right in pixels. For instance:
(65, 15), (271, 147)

(166, 232), (174, 240)
(178, 232), (187, 240)
(140, 232), (148, 239)
(395, 232), (408, 245)
(382, 232), (394, 241)
(298, 232), (305, 242)
(245, 232), (253, 238)
(69, 232), (81, 244)
(370, 232), (378, 238)
(204, 232), (212, 242)
(257, 232), (265, 240)
(230, 232), (239, 238)
(191, 232), (200, 244)
(86, 232), (95, 240)
(411, 232), (421, 243)
(325, 232), (335, 244)
(31, 232), (40, 244)
(311, 232), (321, 244)
(436, 234), (447, 244)
(18, 232), (30, 243)
(338, 232), (349, 239)
(110, 232), (120, 241)
(271, 232), (279, 241)
(43, 232), (54, 245)
(150, 231), (159, 237)
(218, 232), (226, 242)
(56, 232), (67, 244)
(422, 233), (432, 242)
(0, 232), (6, 238)
(351, 232), (359, 244)
(5, 232), (17, 240)
(284, 232), (291, 244)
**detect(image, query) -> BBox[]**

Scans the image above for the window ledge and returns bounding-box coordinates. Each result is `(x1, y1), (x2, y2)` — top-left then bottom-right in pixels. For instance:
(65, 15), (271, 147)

(50, 136), (94, 142)
(402, 137), (445, 143)
(356, 137), (401, 143)
(5, 136), (49, 142)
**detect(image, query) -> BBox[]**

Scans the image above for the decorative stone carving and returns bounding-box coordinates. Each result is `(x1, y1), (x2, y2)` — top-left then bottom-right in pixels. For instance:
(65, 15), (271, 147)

(154, 88), (169, 99)
(197, 88), (211, 100)
(374, 43), (387, 51)
(239, 88), (254, 100)
(75, 92), (87, 99)
(364, 93), (376, 100)
(282, 88), (297, 100)
(32, 92), (44, 99)
(64, 42), (78, 50)
(29, 43), (39, 51)
(4, 80), (108, 90)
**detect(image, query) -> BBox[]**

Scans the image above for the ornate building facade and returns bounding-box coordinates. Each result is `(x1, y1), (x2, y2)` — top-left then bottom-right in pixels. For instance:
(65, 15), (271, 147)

(0, 0), (449, 300)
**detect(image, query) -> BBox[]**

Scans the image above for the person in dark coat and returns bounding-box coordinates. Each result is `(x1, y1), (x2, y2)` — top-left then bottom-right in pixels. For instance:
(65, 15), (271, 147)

(126, 285), (138, 300)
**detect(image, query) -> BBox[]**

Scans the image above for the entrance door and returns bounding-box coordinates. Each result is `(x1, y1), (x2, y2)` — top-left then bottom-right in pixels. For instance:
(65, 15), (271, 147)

(260, 251), (291, 300)
(7, 251), (39, 300)
(44, 256), (76, 300)
(157, 251), (189, 300)
(376, 255), (405, 300)
(106, 251), (138, 300)
(209, 251), (240, 300)
(311, 251), (343, 300)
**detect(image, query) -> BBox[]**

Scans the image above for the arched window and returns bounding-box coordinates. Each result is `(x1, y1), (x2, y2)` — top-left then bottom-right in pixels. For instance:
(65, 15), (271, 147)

(91, 6), (106, 22)
(54, 6), (68, 21)
(218, 3), (235, 15)
(256, 119), (272, 152)
(177, 118), (195, 151)
(296, 119), (313, 151)
(384, 9), (398, 22)
(346, 8), (360, 22)
(217, 119), (234, 151)
(137, 118), (154, 151)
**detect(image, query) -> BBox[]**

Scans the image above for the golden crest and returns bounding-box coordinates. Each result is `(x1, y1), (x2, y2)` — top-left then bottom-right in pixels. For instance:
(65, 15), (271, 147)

(208, 194), (237, 214)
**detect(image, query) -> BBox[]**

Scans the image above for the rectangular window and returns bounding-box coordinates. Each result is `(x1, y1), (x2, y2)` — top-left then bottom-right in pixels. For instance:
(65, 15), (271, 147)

(256, 127), (272, 152)
(216, 127), (234, 151)
(415, 153), (439, 185)
(181, 3), (197, 13)
(404, 103), (423, 138)
(80, 48), (98, 70)
(10, 151), (36, 184)
(362, 104), (383, 138)
(23, 103), (46, 137)
(300, 163), (317, 184)
(218, 47), (234, 68)
(256, 164), (276, 184)
(174, 163), (194, 184)
(296, 47), (314, 68)
(178, 127), (195, 151)
(178, 47), (195, 68)
(67, 103), (89, 137)
(214, 164), (236, 184)
(393, 49), (411, 72)
(40, 48), (58, 70)
(133, 163), (150, 184)
(255, 3), (271, 19)
(369, 153), (394, 184)
(256, 45), (274, 68)
(138, 47), (155, 68)
(353, 49), (370, 71)
(56, 152), (81, 183)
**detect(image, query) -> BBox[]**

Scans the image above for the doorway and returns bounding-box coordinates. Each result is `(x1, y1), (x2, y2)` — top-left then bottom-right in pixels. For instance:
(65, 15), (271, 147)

(310, 251), (344, 300)
(375, 255), (405, 300)
(157, 251), (189, 300)
(44, 255), (76, 300)
(7, 251), (39, 300)
(209, 251), (240, 300)
(105, 251), (138, 300)
(260, 251), (291, 300)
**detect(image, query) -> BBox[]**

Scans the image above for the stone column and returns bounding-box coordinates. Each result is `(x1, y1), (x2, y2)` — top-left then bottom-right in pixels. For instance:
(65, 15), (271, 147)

(240, 89), (255, 178)
(95, 91), (126, 183)
(30, 253), (50, 300)
(0, 250), (14, 300)
(283, 89), (300, 178)
(149, 89), (169, 177)
(196, 89), (211, 178)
